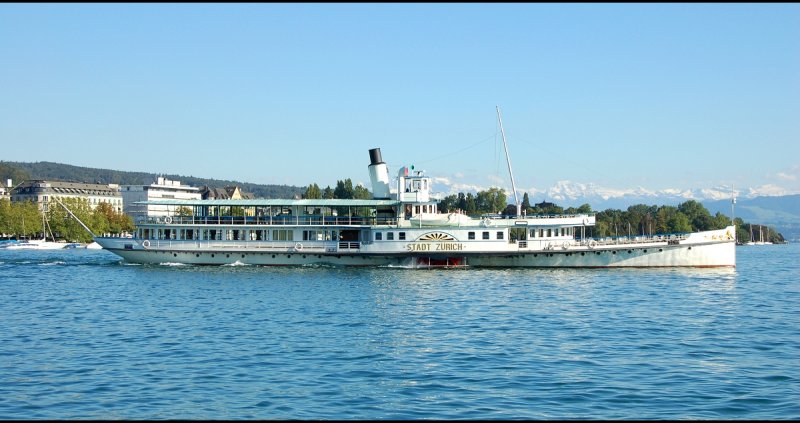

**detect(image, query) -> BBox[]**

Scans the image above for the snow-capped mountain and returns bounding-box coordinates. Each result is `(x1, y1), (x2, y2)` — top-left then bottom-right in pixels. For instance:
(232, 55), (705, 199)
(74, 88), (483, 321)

(435, 179), (797, 210)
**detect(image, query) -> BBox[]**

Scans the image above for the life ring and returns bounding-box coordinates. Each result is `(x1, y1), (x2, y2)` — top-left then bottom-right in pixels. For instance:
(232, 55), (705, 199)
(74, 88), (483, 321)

(588, 240), (597, 249)
(725, 230), (732, 240)
(562, 241), (570, 250)
(481, 218), (493, 227)
(294, 242), (303, 251)
(164, 216), (172, 224)
(583, 217), (590, 225)
(142, 240), (150, 248)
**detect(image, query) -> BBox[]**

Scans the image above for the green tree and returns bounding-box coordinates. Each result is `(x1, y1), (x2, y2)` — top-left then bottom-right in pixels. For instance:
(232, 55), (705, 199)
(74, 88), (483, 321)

(437, 194), (459, 213)
(334, 179), (354, 199)
(2, 200), (41, 239)
(0, 198), (12, 236)
(464, 193), (476, 215)
(477, 187), (507, 214)
(0, 163), (31, 188)
(677, 200), (713, 232)
(303, 183), (322, 199)
(353, 183), (372, 200)
(94, 202), (134, 234)
(47, 198), (95, 242)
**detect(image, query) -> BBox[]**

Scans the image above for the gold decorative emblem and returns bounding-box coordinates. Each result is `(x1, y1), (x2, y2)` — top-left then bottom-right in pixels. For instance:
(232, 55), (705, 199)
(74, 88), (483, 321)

(417, 232), (455, 241)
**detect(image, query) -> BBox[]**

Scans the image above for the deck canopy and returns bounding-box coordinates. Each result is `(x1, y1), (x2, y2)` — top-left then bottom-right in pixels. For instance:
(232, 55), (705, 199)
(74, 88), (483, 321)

(135, 198), (401, 226)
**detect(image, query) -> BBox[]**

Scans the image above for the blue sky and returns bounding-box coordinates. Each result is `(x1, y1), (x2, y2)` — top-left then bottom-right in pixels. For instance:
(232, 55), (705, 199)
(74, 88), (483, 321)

(1, 3), (798, 199)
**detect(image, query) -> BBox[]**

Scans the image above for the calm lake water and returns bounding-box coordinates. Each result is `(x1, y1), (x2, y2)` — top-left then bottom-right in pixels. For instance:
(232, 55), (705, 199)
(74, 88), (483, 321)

(0, 244), (798, 419)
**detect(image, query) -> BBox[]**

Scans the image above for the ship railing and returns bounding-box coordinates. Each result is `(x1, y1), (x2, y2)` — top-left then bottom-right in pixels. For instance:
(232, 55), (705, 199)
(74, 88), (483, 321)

(338, 242), (360, 250)
(481, 213), (593, 220)
(143, 216), (399, 226)
(139, 239), (345, 252)
(578, 232), (690, 247)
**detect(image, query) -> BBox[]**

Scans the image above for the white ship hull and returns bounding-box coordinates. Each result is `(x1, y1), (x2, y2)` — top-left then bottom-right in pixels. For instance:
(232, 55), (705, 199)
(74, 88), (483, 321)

(95, 225), (735, 268)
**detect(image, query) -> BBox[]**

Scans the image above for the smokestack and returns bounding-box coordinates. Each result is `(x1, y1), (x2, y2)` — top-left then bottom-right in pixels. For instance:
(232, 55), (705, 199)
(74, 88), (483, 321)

(367, 148), (391, 199)
(369, 148), (383, 165)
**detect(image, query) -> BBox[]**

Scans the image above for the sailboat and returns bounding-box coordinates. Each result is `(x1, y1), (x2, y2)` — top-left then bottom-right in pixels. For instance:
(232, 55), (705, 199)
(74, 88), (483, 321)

(744, 225), (755, 245)
(1, 209), (68, 250)
(754, 225), (765, 245)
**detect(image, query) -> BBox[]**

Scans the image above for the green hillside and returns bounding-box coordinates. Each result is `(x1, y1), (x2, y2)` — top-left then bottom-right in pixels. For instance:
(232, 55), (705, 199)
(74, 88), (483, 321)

(1, 161), (305, 199)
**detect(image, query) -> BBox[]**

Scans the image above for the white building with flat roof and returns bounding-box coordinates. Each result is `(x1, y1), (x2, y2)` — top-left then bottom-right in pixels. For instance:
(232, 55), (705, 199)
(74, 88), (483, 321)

(121, 177), (201, 221)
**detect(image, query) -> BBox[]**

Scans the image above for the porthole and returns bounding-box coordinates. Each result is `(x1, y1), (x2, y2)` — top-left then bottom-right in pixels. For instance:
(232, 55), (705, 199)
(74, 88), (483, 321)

(272, 255), (276, 258)
(612, 251), (616, 255)
(659, 248), (663, 252)
(643, 249), (648, 253)
(581, 252), (585, 256)
(196, 254), (199, 257)
(226, 254), (230, 258)
(628, 250), (632, 254)
(173, 253), (177, 257)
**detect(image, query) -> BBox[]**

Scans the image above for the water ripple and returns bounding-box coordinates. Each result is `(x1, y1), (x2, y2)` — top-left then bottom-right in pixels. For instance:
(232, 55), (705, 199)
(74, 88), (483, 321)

(0, 246), (798, 419)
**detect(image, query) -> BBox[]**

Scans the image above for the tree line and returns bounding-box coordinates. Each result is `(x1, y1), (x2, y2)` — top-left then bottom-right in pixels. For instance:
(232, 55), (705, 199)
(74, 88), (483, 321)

(1, 161), (305, 199)
(436, 189), (783, 243)
(302, 179), (372, 199)
(0, 198), (134, 243)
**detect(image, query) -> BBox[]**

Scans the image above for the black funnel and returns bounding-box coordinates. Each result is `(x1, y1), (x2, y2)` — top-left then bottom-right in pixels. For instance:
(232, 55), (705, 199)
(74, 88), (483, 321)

(369, 148), (383, 165)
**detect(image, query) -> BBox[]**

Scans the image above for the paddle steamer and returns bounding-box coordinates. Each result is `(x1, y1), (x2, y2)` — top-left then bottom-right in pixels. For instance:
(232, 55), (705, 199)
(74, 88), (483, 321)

(94, 146), (736, 268)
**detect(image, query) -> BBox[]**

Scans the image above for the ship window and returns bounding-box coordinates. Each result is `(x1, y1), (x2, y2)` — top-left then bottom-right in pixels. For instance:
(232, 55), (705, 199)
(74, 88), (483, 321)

(399, 232), (406, 240)
(387, 232), (394, 240)
(497, 231), (504, 240)
(375, 232), (382, 241)
(468, 232), (475, 240)
(482, 231), (490, 240)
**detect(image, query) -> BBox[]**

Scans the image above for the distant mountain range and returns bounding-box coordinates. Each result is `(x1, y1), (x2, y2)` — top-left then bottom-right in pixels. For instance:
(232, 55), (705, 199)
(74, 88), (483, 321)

(3, 161), (798, 240)
(464, 180), (799, 241)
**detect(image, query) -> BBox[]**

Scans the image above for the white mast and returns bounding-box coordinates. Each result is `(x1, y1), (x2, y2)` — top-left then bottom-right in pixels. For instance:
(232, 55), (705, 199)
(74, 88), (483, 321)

(496, 106), (521, 217)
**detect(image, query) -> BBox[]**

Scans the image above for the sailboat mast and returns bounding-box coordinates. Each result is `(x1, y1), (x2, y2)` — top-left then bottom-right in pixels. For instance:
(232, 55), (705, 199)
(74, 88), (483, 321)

(496, 106), (521, 217)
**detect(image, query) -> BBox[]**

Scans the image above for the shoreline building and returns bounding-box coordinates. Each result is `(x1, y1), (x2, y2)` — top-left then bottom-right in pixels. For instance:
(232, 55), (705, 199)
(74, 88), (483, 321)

(121, 177), (201, 222)
(10, 180), (123, 213)
(0, 179), (12, 201)
(199, 185), (255, 200)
